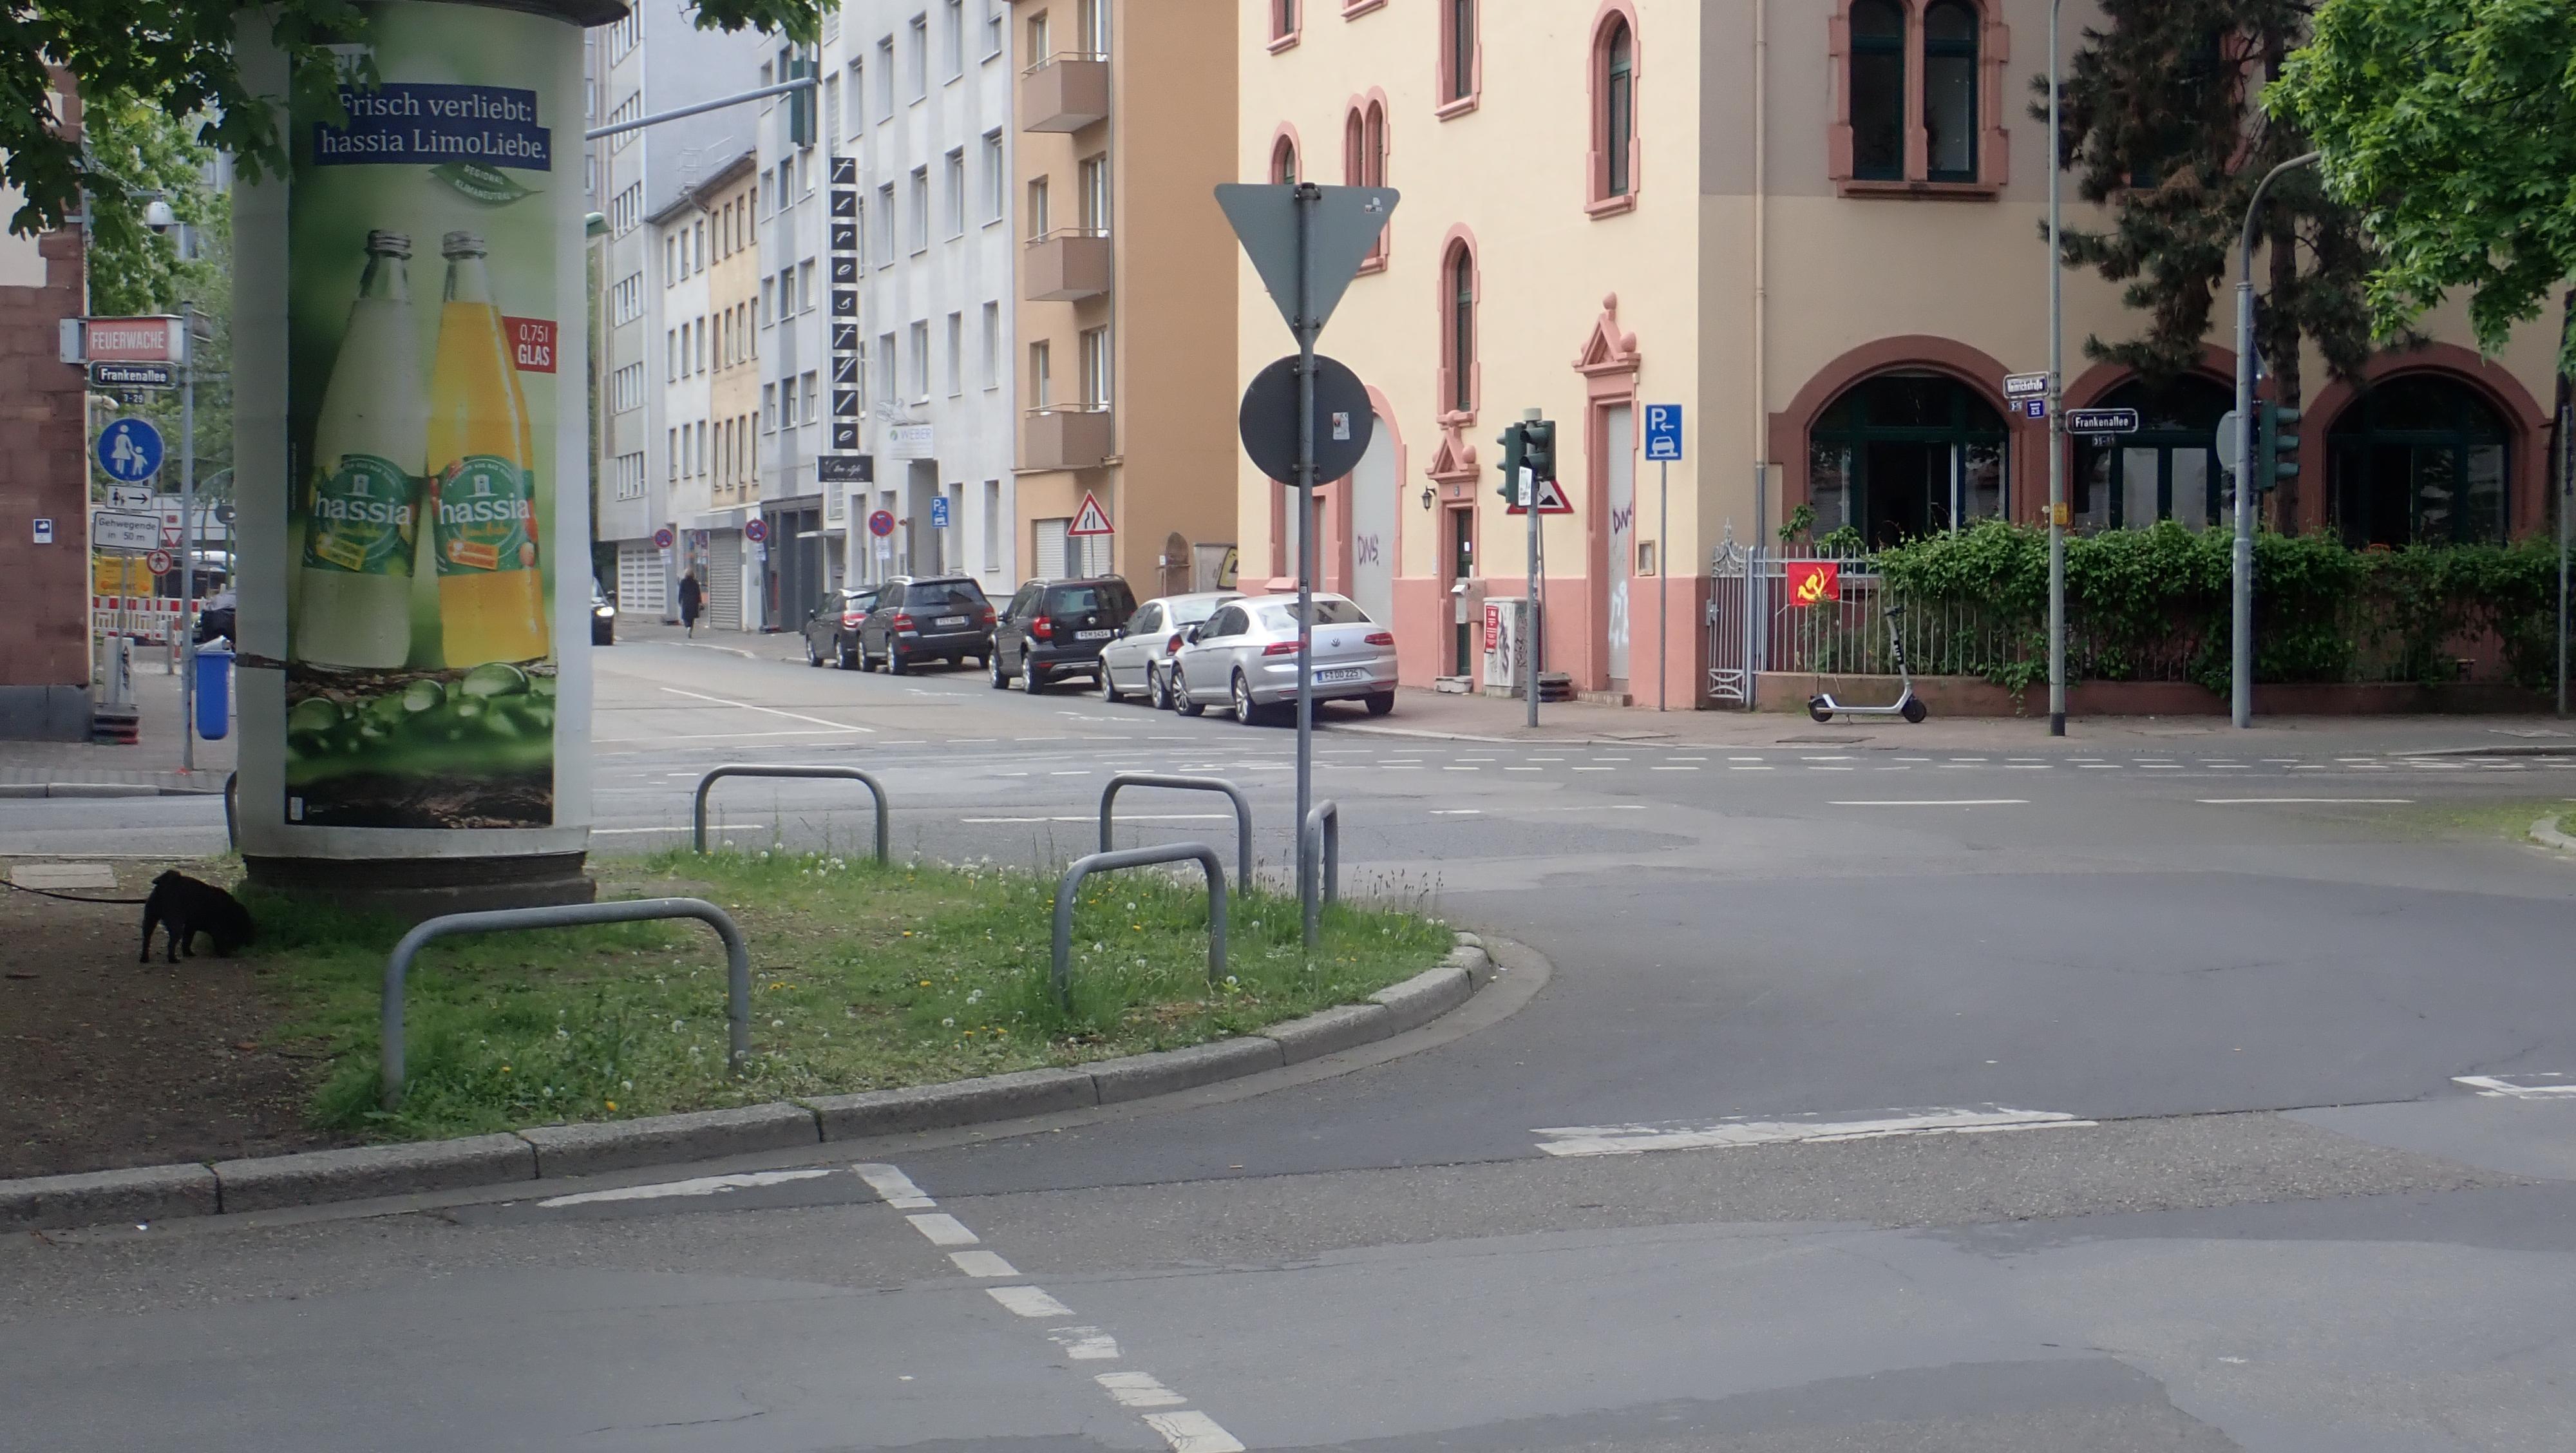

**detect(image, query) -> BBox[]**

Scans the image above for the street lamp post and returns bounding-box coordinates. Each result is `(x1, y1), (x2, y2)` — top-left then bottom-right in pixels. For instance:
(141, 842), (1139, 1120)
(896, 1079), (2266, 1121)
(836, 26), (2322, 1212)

(2231, 151), (2321, 729)
(2046, 0), (2067, 737)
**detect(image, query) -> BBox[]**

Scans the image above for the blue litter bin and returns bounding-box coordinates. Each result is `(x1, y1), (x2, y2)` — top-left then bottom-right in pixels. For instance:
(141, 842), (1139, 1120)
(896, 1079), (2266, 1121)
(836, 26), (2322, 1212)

(194, 647), (232, 741)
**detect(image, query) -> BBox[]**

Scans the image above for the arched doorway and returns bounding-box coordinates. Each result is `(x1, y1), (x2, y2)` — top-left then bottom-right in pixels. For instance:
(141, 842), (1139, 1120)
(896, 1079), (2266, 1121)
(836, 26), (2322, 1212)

(2073, 376), (2231, 531)
(1807, 374), (2009, 547)
(1348, 413), (1397, 625)
(2331, 375), (2510, 546)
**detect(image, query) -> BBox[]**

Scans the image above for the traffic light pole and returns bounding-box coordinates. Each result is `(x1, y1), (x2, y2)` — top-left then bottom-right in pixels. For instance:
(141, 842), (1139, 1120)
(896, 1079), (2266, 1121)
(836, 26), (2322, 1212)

(179, 300), (197, 773)
(1524, 410), (1540, 729)
(2231, 151), (2319, 730)
(2046, 0), (2066, 738)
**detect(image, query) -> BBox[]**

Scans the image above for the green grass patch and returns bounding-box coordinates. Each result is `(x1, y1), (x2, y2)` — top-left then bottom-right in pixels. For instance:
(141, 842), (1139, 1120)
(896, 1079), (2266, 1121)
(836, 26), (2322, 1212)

(251, 848), (1453, 1143)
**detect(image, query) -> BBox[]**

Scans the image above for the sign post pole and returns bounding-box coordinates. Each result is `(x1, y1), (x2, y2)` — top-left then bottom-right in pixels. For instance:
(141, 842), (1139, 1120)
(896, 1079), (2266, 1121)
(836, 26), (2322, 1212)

(1643, 406), (1683, 713)
(1526, 421), (1540, 731)
(179, 301), (196, 772)
(1293, 184), (1320, 943)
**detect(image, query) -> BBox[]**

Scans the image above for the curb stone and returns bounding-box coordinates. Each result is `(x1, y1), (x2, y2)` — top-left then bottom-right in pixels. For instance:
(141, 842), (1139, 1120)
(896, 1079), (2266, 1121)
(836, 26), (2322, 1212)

(2530, 816), (2576, 853)
(0, 934), (1496, 1232)
(213, 1134), (536, 1214)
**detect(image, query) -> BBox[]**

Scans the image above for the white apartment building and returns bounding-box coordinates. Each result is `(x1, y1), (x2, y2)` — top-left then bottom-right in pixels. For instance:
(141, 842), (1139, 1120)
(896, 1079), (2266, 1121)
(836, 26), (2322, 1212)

(795, 0), (1019, 605)
(646, 186), (713, 613)
(587, 2), (769, 620)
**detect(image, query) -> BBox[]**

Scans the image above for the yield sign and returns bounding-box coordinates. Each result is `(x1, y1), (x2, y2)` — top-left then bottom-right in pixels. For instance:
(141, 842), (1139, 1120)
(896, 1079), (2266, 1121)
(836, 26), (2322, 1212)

(1214, 183), (1399, 339)
(1068, 491), (1115, 537)
(1504, 475), (1575, 516)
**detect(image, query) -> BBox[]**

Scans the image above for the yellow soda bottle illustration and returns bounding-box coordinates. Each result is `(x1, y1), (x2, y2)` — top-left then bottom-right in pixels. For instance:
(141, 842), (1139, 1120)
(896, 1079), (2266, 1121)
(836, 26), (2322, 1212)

(428, 230), (550, 665)
(292, 230), (424, 668)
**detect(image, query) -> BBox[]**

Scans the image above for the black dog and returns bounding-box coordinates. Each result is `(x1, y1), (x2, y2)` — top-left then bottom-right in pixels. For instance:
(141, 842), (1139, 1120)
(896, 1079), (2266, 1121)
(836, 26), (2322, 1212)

(138, 871), (256, 964)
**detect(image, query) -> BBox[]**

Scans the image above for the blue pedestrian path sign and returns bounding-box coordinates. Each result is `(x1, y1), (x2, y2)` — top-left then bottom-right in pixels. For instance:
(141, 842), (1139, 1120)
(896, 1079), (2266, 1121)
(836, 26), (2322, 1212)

(95, 417), (165, 484)
(1644, 404), (1683, 461)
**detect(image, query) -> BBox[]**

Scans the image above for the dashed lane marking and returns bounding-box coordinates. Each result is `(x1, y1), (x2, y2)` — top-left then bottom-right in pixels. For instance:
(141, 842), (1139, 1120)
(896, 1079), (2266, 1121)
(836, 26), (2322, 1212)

(1048, 1327), (1122, 1360)
(1097, 1372), (1189, 1409)
(989, 1286), (1076, 1318)
(2456, 1074), (2576, 1098)
(1143, 1411), (1250, 1453)
(2196, 797), (2414, 805)
(1828, 799), (2027, 807)
(905, 1212), (978, 1246)
(853, 1163), (935, 1208)
(950, 1249), (1021, 1278)
(657, 686), (875, 733)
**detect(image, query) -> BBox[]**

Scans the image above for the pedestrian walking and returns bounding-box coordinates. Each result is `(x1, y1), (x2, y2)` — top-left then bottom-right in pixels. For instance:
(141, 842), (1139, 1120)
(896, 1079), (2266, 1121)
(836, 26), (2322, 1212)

(677, 571), (703, 636)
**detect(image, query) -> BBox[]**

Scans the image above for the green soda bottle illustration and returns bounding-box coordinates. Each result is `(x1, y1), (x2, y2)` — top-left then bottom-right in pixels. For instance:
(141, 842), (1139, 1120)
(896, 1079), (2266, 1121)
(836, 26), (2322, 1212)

(292, 230), (426, 668)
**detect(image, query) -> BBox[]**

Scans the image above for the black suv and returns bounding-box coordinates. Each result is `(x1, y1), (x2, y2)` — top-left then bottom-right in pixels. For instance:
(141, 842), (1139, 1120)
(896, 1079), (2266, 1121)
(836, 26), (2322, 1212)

(801, 585), (878, 669)
(852, 575), (996, 674)
(988, 576), (1137, 693)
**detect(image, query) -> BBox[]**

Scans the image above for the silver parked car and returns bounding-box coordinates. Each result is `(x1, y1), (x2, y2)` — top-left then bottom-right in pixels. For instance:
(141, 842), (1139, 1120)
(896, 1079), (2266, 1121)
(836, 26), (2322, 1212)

(1097, 591), (1243, 708)
(1169, 592), (1397, 725)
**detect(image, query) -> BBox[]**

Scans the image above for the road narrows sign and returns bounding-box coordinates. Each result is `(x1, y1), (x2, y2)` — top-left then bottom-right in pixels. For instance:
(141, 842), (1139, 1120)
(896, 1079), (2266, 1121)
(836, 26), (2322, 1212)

(1068, 493), (1115, 537)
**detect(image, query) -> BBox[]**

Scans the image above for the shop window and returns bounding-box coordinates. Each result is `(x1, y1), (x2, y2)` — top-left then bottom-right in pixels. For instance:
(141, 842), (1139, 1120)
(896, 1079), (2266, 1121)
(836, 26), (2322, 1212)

(1807, 374), (2009, 547)
(2072, 377), (2230, 533)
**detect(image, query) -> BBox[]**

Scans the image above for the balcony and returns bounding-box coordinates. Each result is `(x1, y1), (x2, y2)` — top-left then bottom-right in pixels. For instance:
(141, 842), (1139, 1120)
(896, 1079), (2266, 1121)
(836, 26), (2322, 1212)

(1022, 404), (1113, 471)
(1020, 52), (1109, 133)
(1024, 229), (1112, 302)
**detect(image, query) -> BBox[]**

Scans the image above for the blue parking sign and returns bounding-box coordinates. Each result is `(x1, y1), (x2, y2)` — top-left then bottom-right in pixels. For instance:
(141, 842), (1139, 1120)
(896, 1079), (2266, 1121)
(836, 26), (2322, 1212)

(930, 495), (951, 529)
(1644, 404), (1683, 461)
(95, 418), (165, 484)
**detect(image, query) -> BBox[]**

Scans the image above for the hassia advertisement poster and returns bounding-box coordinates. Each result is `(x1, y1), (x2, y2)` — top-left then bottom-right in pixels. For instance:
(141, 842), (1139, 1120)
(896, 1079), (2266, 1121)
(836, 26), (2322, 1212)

(281, 3), (571, 830)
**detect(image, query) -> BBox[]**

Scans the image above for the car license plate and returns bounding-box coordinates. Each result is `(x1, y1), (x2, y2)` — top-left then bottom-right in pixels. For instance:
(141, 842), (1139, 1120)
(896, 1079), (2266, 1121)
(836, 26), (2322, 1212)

(936, 615), (967, 627)
(1316, 667), (1367, 683)
(1075, 629), (1113, 640)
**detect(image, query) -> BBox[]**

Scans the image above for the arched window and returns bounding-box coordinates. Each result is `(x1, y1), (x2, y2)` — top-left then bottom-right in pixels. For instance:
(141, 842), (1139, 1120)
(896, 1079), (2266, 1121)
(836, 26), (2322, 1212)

(1808, 374), (2009, 546)
(1271, 132), (1298, 185)
(2331, 375), (2510, 546)
(1589, 10), (1638, 209)
(1923, 1), (1979, 182)
(1346, 101), (1388, 265)
(1848, 0), (1905, 181)
(1441, 240), (1476, 418)
(2073, 377), (2230, 532)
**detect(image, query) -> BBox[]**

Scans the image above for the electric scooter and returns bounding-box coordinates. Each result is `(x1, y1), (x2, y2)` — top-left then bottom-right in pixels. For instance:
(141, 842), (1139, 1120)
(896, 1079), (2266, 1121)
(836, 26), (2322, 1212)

(1808, 602), (1929, 724)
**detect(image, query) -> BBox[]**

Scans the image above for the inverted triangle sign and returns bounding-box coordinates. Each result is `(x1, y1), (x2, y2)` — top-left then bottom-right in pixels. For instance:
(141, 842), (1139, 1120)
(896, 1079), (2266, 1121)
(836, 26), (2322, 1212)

(1506, 477), (1575, 515)
(1068, 491), (1114, 536)
(1214, 184), (1399, 339)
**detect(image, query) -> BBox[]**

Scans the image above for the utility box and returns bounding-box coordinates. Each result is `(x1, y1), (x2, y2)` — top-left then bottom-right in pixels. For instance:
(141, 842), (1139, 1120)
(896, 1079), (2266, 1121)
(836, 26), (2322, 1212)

(1481, 596), (1539, 696)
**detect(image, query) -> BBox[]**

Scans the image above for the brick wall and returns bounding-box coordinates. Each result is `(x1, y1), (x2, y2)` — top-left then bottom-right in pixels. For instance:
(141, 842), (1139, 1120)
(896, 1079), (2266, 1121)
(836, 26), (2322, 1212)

(0, 110), (88, 694)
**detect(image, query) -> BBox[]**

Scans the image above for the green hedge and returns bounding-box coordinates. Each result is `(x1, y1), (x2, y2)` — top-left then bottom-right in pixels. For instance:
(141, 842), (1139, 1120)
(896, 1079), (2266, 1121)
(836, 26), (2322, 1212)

(1866, 521), (2567, 694)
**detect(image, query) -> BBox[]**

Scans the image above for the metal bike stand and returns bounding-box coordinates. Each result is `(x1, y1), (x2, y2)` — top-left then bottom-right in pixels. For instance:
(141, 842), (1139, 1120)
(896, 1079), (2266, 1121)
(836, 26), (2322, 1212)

(381, 898), (749, 1108)
(693, 763), (891, 860)
(1098, 773), (1253, 891)
(1052, 844), (1227, 1012)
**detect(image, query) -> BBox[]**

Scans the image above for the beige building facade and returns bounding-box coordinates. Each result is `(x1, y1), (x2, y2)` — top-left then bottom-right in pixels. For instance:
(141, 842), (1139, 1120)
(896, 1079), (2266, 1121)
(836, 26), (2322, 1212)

(1010, 0), (1240, 595)
(691, 154), (764, 631)
(1235, 0), (2566, 705)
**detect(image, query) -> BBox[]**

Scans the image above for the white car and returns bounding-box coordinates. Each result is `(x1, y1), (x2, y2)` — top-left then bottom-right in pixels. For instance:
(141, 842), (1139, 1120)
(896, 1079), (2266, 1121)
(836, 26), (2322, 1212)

(1097, 591), (1243, 708)
(1169, 593), (1397, 725)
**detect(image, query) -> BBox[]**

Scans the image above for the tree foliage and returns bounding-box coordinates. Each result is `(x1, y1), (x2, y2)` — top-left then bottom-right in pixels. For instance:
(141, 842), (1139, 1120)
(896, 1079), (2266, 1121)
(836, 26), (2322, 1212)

(2046, 1), (2380, 390)
(5, 0), (828, 238)
(2269, 0), (2576, 374)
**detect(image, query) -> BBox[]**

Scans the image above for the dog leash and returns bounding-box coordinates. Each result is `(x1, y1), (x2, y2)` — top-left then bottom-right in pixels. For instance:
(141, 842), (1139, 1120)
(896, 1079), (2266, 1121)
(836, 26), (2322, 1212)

(1, 880), (151, 906)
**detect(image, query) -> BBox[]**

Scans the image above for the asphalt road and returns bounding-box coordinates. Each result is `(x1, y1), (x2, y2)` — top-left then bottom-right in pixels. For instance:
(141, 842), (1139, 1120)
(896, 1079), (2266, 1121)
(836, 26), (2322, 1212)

(8, 637), (2576, 1450)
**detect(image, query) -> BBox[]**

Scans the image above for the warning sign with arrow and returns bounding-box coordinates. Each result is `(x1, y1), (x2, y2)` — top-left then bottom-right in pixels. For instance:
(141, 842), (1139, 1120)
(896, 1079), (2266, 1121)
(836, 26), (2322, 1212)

(1068, 491), (1115, 537)
(1504, 475), (1574, 516)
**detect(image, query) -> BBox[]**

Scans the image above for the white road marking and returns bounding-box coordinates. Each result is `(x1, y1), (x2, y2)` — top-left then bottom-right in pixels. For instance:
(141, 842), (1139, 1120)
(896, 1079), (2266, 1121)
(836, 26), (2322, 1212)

(951, 1249), (1021, 1278)
(592, 823), (768, 835)
(1534, 1107), (2092, 1157)
(905, 1213), (979, 1246)
(1142, 1410), (1249, 1453)
(2195, 797), (2413, 805)
(1096, 1372), (1188, 1409)
(1430, 809), (1482, 816)
(990, 1286), (1075, 1318)
(1651, 766), (1699, 772)
(2454, 1074), (2576, 1098)
(2078, 763), (2121, 769)
(854, 1163), (936, 1208)
(1048, 1326), (1122, 1360)
(1506, 766), (1543, 772)
(1730, 765), (1774, 771)
(1828, 799), (2027, 807)
(658, 686), (875, 733)
(962, 813), (1231, 824)
(536, 1168), (835, 1208)
(1573, 766), (1614, 772)
(596, 728), (864, 743)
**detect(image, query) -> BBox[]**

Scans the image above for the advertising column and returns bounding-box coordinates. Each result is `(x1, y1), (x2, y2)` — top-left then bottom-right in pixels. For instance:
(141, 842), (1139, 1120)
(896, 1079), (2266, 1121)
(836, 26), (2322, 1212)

(234, 0), (614, 915)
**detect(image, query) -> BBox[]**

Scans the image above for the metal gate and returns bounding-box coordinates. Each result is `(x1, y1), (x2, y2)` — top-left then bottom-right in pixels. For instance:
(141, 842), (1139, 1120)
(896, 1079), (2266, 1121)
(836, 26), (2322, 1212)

(616, 541), (665, 616)
(708, 531), (743, 631)
(1705, 538), (1890, 710)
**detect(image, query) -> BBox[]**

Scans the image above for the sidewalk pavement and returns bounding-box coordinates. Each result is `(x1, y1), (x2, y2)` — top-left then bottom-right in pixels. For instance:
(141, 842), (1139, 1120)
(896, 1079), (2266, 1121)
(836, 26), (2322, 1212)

(1342, 684), (2576, 754)
(0, 663), (233, 796)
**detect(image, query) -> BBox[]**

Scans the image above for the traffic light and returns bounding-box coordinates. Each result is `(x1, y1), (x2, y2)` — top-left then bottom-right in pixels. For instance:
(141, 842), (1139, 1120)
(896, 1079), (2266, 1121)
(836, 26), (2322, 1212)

(1494, 422), (1528, 503)
(2257, 401), (2301, 492)
(1522, 418), (1557, 484)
